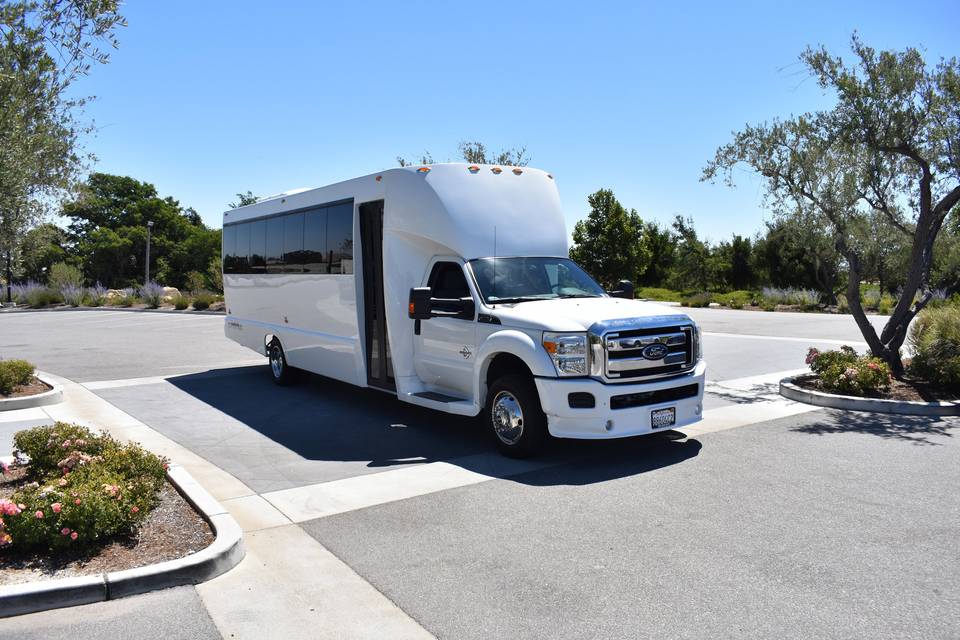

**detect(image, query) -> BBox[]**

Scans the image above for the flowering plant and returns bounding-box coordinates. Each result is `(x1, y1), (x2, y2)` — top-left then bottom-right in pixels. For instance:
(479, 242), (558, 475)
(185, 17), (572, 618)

(1, 423), (167, 551)
(805, 346), (893, 395)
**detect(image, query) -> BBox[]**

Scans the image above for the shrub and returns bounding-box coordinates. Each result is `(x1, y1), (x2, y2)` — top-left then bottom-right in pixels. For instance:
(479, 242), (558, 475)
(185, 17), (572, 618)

(185, 271), (206, 294)
(0, 360), (34, 396)
(878, 293), (895, 315)
(139, 281), (165, 308)
(192, 291), (214, 310)
(11, 281), (41, 305)
(172, 294), (190, 310)
(635, 287), (682, 302)
(862, 288), (881, 310)
(60, 284), (85, 307)
(117, 287), (137, 307)
(908, 307), (960, 390)
(717, 290), (753, 309)
(86, 282), (108, 307)
(794, 288), (820, 310)
(681, 292), (712, 308)
(836, 293), (849, 313)
(761, 286), (787, 306)
(25, 286), (62, 307)
(3, 423), (167, 551)
(806, 346), (892, 395)
(47, 262), (83, 291)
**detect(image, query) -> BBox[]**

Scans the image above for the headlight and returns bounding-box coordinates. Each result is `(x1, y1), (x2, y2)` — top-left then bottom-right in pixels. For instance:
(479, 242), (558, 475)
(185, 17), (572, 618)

(542, 332), (588, 376)
(693, 324), (702, 362)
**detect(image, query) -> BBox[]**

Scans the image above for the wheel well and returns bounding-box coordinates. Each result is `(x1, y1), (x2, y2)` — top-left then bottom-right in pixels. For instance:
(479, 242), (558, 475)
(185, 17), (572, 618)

(264, 333), (277, 356)
(485, 353), (533, 392)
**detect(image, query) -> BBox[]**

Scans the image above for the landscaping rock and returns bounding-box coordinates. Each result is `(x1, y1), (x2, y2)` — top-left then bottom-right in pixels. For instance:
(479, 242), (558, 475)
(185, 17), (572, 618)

(161, 287), (181, 302)
(105, 289), (125, 299)
(708, 302), (721, 308)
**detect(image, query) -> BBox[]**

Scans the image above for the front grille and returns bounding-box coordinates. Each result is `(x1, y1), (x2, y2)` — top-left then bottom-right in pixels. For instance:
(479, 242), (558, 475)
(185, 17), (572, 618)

(603, 324), (696, 381)
(610, 383), (699, 410)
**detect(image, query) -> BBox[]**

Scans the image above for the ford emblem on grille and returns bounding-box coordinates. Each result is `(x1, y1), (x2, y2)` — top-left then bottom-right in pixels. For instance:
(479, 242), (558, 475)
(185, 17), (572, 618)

(641, 343), (669, 360)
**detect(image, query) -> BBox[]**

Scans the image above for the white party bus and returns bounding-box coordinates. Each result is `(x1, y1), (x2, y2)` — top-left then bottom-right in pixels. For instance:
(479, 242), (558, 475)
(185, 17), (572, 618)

(222, 164), (705, 457)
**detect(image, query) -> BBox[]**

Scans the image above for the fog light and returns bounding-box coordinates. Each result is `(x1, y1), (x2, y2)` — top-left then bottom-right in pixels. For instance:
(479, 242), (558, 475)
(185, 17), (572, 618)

(605, 420), (614, 431)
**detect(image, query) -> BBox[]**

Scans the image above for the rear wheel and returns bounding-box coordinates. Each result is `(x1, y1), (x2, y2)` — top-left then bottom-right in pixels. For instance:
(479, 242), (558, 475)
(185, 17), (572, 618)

(267, 339), (295, 385)
(485, 374), (548, 458)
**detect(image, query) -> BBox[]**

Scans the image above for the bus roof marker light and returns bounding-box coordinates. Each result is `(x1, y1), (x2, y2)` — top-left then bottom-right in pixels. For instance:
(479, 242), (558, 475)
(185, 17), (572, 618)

(468, 165), (480, 174)
(491, 167), (503, 174)
(512, 168), (523, 175)
(417, 167), (431, 173)
(375, 175), (382, 182)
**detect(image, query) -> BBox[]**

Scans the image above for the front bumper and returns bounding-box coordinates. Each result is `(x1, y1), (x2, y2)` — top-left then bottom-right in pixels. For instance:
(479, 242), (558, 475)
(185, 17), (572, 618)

(534, 360), (706, 439)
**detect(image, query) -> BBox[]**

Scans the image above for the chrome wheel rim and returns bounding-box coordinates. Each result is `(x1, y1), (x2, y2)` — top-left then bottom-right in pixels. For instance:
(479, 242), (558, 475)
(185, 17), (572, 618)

(492, 391), (524, 445)
(269, 346), (284, 379)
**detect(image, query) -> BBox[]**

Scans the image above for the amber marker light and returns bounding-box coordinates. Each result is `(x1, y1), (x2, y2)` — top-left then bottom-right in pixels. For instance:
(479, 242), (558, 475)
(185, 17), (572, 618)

(468, 165), (480, 173)
(408, 302), (416, 314)
(542, 339), (557, 354)
(417, 167), (431, 173)
(491, 167), (503, 174)
(512, 168), (523, 175)
(375, 175), (382, 182)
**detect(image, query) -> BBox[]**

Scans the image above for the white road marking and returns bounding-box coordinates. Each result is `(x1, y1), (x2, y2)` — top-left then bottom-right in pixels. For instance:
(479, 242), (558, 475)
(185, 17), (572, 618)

(703, 331), (868, 347)
(260, 368), (820, 523)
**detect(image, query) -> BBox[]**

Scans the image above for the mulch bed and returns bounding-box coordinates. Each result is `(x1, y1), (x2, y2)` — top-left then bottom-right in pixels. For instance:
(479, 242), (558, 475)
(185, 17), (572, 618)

(0, 377), (52, 400)
(792, 373), (958, 403)
(0, 467), (214, 586)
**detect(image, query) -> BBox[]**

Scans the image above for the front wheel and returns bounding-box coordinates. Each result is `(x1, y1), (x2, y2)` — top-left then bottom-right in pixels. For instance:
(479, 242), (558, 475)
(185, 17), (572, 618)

(485, 374), (548, 458)
(267, 339), (296, 385)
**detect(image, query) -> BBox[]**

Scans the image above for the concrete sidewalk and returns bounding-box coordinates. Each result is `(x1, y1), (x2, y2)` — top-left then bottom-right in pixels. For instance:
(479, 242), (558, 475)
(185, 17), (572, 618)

(0, 372), (435, 640)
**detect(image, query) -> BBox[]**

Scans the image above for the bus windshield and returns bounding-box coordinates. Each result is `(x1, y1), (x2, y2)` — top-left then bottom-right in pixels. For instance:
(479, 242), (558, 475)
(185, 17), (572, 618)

(468, 257), (606, 304)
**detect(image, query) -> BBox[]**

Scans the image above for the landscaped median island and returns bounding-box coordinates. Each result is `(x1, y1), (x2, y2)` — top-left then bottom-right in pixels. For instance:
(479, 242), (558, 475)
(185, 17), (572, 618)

(780, 307), (960, 414)
(0, 360), (51, 401)
(0, 423), (213, 585)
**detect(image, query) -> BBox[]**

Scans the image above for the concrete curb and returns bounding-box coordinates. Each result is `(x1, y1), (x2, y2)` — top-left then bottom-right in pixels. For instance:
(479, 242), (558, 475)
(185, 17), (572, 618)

(0, 306), (224, 316)
(0, 464), (244, 618)
(0, 373), (63, 412)
(779, 375), (960, 416)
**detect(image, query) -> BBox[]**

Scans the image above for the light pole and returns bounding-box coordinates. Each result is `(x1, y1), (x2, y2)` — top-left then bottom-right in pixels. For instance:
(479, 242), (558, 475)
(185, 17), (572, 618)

(145, 221), (154, 285)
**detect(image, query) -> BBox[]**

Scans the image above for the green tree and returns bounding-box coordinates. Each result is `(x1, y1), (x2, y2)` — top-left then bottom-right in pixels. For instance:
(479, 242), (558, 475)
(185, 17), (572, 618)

(636, 220), (674, 286)
(753, 216), (840, 300)
(64, 173), (220, 289)
(396, 141), (530, 167)
(16, 222), (68, 281)
(668, 216), (711, 291)
(704, 36), (960, 376)
(229, 191), (259, 208)
(569, 189), (648, 289)
(1, 0), (124, 301)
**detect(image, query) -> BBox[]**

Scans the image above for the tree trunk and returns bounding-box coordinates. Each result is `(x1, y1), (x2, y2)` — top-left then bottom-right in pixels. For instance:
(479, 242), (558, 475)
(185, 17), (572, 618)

(5, 250), (11, 304)
(843, 249), (905, 377)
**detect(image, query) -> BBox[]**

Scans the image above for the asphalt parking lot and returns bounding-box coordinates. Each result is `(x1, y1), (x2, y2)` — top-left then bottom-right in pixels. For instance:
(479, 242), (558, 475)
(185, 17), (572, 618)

(1, 307), (957, 639)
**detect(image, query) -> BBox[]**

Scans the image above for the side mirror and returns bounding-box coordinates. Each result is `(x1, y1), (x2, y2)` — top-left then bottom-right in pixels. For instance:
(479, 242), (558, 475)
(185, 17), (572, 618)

(457, 296), (476, 320)
(408, 287), (432, 320)
(609, 280), (635, 299)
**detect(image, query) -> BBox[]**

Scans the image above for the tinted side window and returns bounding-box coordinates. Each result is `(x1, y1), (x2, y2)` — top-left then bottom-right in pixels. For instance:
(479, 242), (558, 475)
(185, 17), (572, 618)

(235, 222), (251, 272)
(283, 212), (304, 273)
(327, 203), (353, 275)
(266, 217), (284, 273)
(222, 225), (236, 274)
(303, 208), (328, 273)
(249, 220), (266, 273)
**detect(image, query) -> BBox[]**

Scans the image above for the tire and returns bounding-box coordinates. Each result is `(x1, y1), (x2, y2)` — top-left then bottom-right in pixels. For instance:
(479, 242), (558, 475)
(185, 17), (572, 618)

(485, 374), (548, 458)
(267, 339), (296, 386)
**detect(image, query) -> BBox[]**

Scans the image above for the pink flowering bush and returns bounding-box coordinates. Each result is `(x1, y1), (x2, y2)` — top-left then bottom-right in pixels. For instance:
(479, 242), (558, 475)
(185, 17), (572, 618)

(2, 423), (167, 551)
(806, 346), (893, 396)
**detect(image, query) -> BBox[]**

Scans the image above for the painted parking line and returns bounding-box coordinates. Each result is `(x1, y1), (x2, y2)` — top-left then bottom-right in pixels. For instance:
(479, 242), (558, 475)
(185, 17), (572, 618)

(261, 368), (817, 523)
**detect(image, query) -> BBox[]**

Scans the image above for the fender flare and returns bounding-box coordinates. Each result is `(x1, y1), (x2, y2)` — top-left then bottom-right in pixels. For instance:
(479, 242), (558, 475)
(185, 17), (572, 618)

(473, 330), (556, 407)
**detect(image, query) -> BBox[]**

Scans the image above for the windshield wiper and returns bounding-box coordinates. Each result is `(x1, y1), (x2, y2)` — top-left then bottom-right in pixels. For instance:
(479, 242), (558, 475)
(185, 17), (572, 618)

(557, 293), (601, 299)
(488, 296), (548, 304)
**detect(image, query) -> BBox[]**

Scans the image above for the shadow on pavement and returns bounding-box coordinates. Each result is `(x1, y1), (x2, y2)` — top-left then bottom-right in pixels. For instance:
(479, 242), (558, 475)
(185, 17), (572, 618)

(165, 366), (701, 486)
(791, 409), (958, 445)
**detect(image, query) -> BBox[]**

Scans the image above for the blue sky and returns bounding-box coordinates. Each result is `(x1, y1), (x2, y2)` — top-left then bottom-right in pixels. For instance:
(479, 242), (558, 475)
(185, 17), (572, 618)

(71, 0), (958, 242)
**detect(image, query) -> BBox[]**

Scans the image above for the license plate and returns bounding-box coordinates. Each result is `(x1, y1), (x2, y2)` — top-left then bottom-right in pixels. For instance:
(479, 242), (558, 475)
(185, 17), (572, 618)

(651, 407), (676, 429)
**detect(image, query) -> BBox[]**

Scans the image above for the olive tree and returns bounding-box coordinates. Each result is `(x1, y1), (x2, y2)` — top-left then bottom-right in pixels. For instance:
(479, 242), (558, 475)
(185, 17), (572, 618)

(0, 0), (124, 300)
(704, 36), (960, 376)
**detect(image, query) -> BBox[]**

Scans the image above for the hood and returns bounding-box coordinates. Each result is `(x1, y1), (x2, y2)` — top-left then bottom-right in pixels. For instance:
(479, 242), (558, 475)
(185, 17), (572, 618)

(489, 297), (693, 332)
